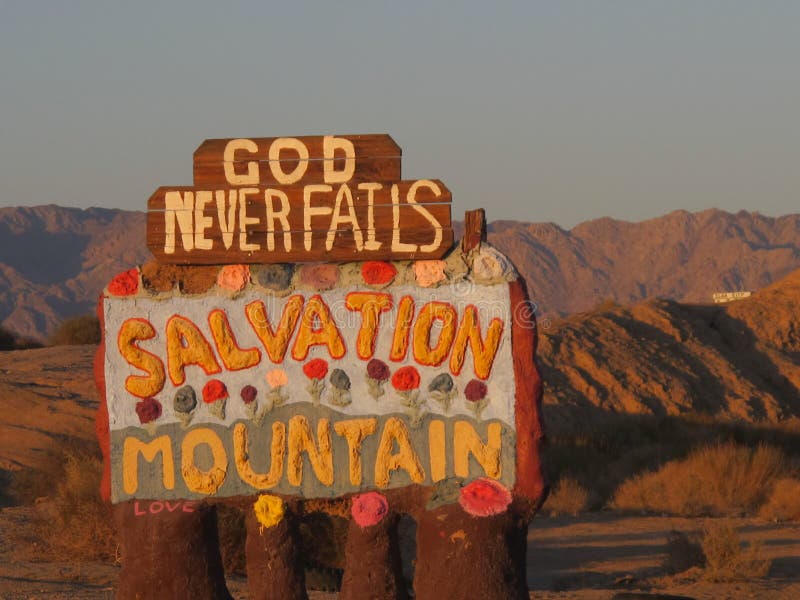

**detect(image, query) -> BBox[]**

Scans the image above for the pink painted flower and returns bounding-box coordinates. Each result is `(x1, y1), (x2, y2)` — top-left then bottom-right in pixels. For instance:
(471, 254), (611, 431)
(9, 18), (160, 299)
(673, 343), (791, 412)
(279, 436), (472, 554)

(265, 368), (288, 389)
(361, 261), (397, 285)
(108, 268), (139, 296)
(391, 366), (420, 392)
(135, 397), (162, 424)
(299, 264), (339, 290)
(351, 492), (389, 528)
(217, 264), (250, 291)
(458, 478), (512, 517)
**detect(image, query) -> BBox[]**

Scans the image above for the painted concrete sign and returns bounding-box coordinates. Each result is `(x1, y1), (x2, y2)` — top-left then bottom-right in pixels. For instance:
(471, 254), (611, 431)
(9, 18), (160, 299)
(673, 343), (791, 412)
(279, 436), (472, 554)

(146, 134), (453, 263)
(97, 133), (547, 600)
(104, 278), (516, 502)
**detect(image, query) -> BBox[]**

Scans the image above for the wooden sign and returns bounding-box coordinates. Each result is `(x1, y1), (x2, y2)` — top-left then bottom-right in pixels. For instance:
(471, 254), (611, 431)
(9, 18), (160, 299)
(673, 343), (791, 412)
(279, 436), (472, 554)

(147, 134), (453, 264)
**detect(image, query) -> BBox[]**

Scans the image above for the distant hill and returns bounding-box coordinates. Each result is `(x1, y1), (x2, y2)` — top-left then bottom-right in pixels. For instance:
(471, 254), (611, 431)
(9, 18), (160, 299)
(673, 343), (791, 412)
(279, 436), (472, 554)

(0, 206), (148, 341)
(0, 205), (799, 341)
(539, 267), (800, 430)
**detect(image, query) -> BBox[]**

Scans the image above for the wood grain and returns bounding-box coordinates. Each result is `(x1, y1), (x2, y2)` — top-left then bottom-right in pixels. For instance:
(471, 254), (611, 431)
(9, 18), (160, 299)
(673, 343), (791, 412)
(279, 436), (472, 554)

(193, 134), (401, 187)
(147, 227), (454, 264)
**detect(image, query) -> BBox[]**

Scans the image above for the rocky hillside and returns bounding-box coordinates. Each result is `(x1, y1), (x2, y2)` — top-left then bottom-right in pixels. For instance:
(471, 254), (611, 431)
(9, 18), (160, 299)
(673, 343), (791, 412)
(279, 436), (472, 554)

(486, 209), (800, 317)
(539, 267), (800, 431)
(1, 205), (799, 341)
(0, 206), (148, 341)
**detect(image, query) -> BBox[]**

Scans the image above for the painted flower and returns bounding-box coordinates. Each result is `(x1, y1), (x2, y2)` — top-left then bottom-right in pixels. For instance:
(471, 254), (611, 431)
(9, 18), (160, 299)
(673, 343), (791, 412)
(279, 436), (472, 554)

(464, 379), (487, 402)
(361, 261), (397, 286)
(351, 492), (389, 528)
(253, 494), (285, 532)
(266, 369), (289, 389)
(173, 386), (197, 429)
(253, 264), (293, 292)
(392, 366), (424, 426)
(303, 358), (329, 380)
(217, 264), (250, 291)
(391, 366), (420, 392)
(203, 379), (228, 420)
(458, 478), (512, 517)
(413, 260), (446, 288)
(136, 397), (162, 435)
(365, 359), (391, 400)
(241, 385), (258, 405)
(464, 379), (489, 420)
(303, 358), (328, 405)
(261, 369), (289, 422)
(299, 264), (339, 290)
(428, 373), (457, 412)
(108, 268), (139, 296)
(328, 368), (352, 407)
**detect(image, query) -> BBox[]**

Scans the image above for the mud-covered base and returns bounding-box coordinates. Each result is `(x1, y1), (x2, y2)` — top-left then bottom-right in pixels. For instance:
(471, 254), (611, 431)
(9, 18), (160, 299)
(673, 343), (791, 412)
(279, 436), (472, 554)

(113, 501), (231, 600)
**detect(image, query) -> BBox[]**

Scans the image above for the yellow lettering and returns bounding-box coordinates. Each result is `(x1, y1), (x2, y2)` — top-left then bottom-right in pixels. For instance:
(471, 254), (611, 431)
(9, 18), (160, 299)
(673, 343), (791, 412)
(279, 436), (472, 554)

(233, 422), (285, 490)
(287, 416), (333, 486)
(333, 418), (378, 486)
(181, 428), (228, 494)
(453, 421), (502, 480)
(374, 417), (425, 487)
(123, 435), (174, 495)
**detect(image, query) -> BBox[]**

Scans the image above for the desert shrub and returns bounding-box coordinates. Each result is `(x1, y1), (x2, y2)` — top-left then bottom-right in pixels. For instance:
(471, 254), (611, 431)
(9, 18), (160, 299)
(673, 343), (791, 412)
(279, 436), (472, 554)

(758, 477), (800, 522)
(701, 521), (771, 581)
(42, 450), (116, 561)
(610, 442), (790, 517)
(662, 529), (705, 574)
(542, 476), (590, 516)
(49, 315), (101, 346)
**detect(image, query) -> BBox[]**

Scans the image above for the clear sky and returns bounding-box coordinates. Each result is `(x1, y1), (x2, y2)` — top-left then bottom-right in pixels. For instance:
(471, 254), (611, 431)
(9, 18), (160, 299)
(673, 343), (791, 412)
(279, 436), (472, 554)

(1, 1), (797, 228)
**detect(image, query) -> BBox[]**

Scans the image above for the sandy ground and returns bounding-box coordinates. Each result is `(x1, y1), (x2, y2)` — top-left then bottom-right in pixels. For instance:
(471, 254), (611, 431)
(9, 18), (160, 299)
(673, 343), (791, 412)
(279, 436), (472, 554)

(1, 507), (798, 599)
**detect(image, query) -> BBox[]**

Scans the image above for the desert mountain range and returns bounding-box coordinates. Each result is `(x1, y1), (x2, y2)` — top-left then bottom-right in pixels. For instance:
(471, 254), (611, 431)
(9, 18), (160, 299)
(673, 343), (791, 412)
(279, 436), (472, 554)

(0, 205), (798, 342)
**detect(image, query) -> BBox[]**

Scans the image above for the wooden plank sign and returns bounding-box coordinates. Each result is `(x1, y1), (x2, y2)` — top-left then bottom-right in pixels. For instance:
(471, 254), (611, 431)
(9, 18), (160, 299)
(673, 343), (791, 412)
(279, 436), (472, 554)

(147, 134), (453, 264)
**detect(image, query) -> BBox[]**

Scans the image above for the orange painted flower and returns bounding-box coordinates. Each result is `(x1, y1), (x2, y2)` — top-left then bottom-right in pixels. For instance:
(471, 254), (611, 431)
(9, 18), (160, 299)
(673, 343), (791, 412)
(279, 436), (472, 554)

(303, 358), (328, 380)
(458, 478), (512, 517)
(202, 379), (228, 403)
(391, 366), (420, 392)
(217, 264), (250, 291)
(361, 261), (397, 285)
(108, 268), (139, 296)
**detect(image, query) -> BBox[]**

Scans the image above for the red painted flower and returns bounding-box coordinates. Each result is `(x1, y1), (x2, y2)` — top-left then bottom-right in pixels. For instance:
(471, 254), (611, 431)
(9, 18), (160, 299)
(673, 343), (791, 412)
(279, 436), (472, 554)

(135, 397), (162, 424)
(464, 379), (488, 402)
(351, 492), (389, 528)
(303, 358), (329, 380)
(202, 379), (228, 404)
(361, 261), (397, 285)
(366, 359), (391, 382)
(458, 478), (512, 517)
(391, 366), (420, 392)
(108, 268), (139, 296)
(240, 385), (257, 405)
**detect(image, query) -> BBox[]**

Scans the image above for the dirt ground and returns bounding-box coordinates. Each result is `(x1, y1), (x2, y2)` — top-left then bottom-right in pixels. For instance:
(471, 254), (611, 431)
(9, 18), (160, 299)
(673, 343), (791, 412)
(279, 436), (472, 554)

(1, 507), (798, 599)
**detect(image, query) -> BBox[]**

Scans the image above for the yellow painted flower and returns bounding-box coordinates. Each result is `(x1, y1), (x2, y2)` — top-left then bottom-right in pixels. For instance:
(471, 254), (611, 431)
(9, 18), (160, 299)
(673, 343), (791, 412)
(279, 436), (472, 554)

(253, 494), (284, 531)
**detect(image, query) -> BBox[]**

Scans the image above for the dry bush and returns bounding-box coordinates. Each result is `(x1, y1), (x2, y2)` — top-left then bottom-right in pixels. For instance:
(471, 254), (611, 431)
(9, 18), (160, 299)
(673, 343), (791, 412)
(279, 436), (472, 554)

(758, 477), (800, 522)
(701, 521), (771, 582)
(662, 529), (705, 574)
(49, 315), (101, 346)
(41, 451), (116, 561)
(610, 442), (789, 517)
(542, 476), (590, 516)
